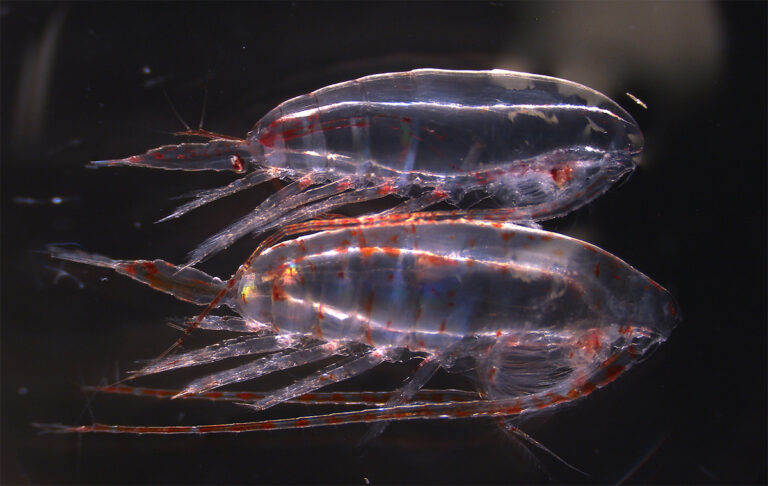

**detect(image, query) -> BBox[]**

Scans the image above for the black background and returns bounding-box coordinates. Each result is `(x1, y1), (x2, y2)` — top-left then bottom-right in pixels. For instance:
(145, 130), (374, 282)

(2, 2), (766, 484)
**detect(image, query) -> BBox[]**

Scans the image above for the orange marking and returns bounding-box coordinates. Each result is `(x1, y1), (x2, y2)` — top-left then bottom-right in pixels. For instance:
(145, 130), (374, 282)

(271, 284), (287, 301)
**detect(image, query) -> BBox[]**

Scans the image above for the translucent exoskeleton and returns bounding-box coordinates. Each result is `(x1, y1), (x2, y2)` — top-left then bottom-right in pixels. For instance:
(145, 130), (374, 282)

(41, 211), (678, 441)
(93, 69), (643, 265)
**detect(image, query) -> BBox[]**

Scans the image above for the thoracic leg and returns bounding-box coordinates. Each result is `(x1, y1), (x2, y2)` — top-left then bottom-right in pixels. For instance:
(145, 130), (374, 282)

(244, 347), (400, 411)
(132, 334), (305, 377)
(186, 181), (396, 266)
(159, 169), (280, 222)
(82, 384), (479, 405)
(176, 341), (349, 396)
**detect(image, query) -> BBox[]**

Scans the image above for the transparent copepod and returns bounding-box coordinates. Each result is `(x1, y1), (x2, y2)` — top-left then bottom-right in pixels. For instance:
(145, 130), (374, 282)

(93, 69), (643, 266)
(41, 211), (678, 438)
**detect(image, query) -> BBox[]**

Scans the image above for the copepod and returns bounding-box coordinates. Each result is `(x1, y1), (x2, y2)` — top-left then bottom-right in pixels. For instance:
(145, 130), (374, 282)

(93, 69), (643, 265)
(42, 211), (678, 438)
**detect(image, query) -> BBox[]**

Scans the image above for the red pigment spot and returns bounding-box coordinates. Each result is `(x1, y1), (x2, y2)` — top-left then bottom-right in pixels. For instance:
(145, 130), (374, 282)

(360, 247), (377, 258)
(447, 291), (455, 298)
(541, 235), (552, 241)
(337, 271), (344, 279)
(604, 364), (625, 383)
(236, 392), (258, 400)
(387, 273), (394, 281)
(378, 184), (394, 196)
(491, 222), (502, 229)
(206, 392), (223, 398)
(495, 330), (502, 338)
(594, 263), (600, 278)
(299, 177), (312, 190)
(489, 366), (497, 380)
(382, 247), (401, 257)
(153, 152), (164, 160)
(363, 292), (375, 317)
(439, 319), (446, 333)
(390, 234), (399, 244)
(419, 254), (458, 267)
(325, 415), (343, 425)
(418, 340), (425, 348)
(468, 239), (476, 248)
(271, 284), (287, 301)
(504, 405), (524, 415)
(415, 308), (422, 322)
(317, 305), (325, 320)
(527, 235), (535, 241)
(401, 116), (411, 123)
(386, 320), (392, 329)
(550, 165), (574, 188)
(331, 393), (345, 402)
(668, 303), (676, 316)
(294, 419), (310, 427)
(231, 155), (245, 173)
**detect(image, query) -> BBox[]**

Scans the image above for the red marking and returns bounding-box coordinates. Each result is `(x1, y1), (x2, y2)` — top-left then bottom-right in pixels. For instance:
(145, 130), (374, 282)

(491, 222), (502, 229)
(628, 345), (639, 358)
(382, 247), (401, 257)
(363, 292), (375, 317)
(378, 184), (394, 196)
(154, 152), (165, 160)
(401, 116), (411, 123)
(541, 235), (552, 241)
(317, 304), (324, 320)
(260, 117), (370, 148)
(447, 291), (455, 298)
(419, 253), (458, 267)
(297, 240), (307, 253)
(489, 366), (497, 381)
(337, 271), (344, 279)
(439, 319), (446, 333)
(468, 239), (476, 248)
(386, 320), (392, 329)
(594, 263), (600, 278)
(415, 308), (422, 322)
(668, 303), (676, 316)
(547, 393), (567, 406)
(325, 415), (342, 425)
(236, 392), (259, 400)
(271, 284), (287, 301)
(207, 392), (223, 398)
(418, 340), (425, 348)
(387, 273), (394, 281)
(503, 405), (524, 415)
(360, 247), (377, 258)
(550, 165), (574, 188)
(495, 330), (502, 338)
(527, 235), (535, 241)
(230, 155), (245, 173)
(294, 419), (310, 427)
(389, 234), (399, 244)
(410, 224), (416, 234)
(604, 364), (625, 383)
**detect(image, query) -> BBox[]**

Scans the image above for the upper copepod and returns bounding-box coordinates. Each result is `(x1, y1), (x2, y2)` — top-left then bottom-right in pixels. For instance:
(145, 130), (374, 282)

(43, 211), (678, 437)
(94, 69), (644, 265)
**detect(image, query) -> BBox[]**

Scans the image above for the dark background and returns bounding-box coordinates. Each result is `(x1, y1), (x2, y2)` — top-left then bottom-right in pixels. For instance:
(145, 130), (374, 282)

(2, 2), (766, 484)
